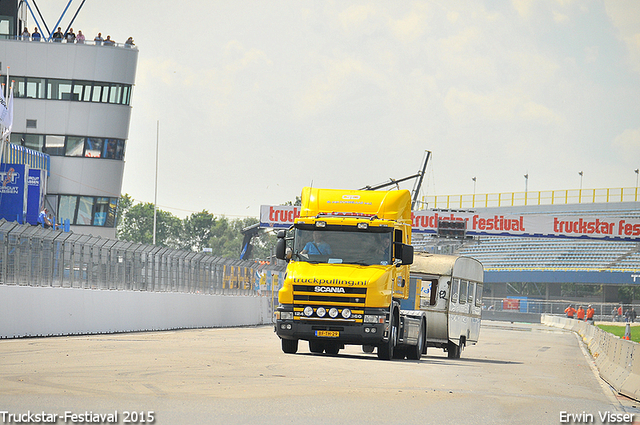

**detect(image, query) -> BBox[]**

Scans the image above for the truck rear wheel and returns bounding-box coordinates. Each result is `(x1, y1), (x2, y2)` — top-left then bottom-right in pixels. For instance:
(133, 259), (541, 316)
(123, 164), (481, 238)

(282, 338), (298, 354)
(406, 322), (424, 361)
(362, 345), (375, 353)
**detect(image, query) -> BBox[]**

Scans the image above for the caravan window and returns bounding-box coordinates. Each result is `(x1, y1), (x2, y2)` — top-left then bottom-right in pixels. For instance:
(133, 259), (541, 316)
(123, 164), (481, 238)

(468, 282), (475, 304)
(475, 283), (483, 307)
(459, 280), (468, 304)
(451, 279), (459, 303)
(429, 279), (439, 305)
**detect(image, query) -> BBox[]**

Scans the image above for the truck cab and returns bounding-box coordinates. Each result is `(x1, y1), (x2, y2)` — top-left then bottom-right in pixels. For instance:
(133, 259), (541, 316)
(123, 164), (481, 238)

(274, 187), (424, 360)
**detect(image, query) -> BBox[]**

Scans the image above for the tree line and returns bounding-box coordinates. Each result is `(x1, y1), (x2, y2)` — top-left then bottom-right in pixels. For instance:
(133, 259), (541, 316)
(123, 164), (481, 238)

(116, 194), (276, 259)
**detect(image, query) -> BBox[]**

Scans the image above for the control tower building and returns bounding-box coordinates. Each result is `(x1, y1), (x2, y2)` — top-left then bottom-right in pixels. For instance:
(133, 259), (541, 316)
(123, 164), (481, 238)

(0, 0), (138, 238)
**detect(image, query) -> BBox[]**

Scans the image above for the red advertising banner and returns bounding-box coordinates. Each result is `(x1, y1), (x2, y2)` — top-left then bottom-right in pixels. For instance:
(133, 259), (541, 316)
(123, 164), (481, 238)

(260, 205), (640, 241)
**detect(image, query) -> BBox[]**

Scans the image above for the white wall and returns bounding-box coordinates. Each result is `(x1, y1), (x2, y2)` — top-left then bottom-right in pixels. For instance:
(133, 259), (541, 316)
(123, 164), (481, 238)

(0, 285), (273, 338)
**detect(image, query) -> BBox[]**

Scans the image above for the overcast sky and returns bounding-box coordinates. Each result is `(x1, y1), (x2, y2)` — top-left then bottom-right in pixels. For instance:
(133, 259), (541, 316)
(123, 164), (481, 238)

(35, 1), (640, 218)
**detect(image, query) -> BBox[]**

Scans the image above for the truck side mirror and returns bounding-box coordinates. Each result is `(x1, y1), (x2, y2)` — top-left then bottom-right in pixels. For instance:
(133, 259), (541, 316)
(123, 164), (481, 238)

(402, 244), (414, 265)
(394, 243), (414, 266)
(275, 230), (287, 261)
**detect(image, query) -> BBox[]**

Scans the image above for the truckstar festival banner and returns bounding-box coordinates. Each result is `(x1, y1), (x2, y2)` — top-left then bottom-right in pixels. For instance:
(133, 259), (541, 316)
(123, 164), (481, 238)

(260, 205), (640, 242)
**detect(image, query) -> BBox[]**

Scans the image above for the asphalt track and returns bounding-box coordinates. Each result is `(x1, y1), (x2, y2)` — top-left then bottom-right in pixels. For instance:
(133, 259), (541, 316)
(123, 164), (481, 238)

(1, 321), (639, 425)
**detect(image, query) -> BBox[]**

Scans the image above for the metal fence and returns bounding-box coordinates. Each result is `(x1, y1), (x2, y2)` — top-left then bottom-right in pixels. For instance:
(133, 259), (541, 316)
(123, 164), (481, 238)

(484, 297), (640, 322)
(0, 220), (286, 295)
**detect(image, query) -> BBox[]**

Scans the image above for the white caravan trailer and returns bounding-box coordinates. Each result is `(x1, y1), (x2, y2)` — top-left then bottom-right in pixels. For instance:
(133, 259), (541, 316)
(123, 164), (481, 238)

(400, 253), (484, 358)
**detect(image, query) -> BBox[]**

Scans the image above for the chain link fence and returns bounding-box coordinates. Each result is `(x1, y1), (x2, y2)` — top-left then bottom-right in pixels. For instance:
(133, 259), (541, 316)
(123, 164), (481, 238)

(0, 220), (286, 297)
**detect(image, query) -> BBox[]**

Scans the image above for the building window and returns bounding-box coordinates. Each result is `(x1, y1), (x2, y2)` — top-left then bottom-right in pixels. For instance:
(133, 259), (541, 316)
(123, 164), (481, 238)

(2, 75), (132, 105)
(47, 79), (72, 100)
(58, 195), (78, 225)
(85, 138), (103, 158)
(66, 136), (85, 157)
(93, 197), (110, 226)
(56, 195), (119, 227)
(76, 196), (94, 225)
(26, 78), (45, 99)
(44, 135), (65, 156)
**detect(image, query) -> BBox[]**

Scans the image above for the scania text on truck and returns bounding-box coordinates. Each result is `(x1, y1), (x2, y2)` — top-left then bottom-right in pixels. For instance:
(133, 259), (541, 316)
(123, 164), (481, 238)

(274, 187), (426, 360)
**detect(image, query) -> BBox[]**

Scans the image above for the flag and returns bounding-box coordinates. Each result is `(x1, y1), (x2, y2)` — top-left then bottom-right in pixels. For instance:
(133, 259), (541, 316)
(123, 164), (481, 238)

(1, 88), (13, 137)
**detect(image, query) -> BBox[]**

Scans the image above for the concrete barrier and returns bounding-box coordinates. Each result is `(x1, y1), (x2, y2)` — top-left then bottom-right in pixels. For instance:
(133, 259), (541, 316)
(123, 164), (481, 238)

(0, 285), (274, 338)
(542, 314), (640, 401)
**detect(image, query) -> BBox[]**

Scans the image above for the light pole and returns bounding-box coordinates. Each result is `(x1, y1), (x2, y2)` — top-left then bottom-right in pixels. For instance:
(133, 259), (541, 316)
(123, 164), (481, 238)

(471, 177), (476, 207)
(635, 169), (639, 188)
(579, 171), (583, 190)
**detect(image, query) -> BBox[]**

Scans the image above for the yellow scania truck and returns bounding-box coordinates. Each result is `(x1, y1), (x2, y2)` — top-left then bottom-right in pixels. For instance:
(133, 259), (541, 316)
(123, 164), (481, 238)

(274, 187), (426, 360)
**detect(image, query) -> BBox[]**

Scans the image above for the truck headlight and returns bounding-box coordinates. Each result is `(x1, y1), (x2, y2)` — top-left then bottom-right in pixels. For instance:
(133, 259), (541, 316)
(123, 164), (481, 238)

(280, 311), (294, 320)
(316, 307), (326, 318)
(304, 306), (314, 317)
(329, 307), (338, 318)
(341, 308), (352, 319)
(364, 315), (384, 324)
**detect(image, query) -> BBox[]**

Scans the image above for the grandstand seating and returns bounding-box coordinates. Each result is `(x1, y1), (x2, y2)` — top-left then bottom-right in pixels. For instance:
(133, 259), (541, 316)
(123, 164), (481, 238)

(454, 237), (640, 270)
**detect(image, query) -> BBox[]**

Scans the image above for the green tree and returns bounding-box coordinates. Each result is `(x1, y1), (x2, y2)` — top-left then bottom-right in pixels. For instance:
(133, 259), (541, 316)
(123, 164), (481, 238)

(180, 210), (215, 252)
(117, 200), (181, 247)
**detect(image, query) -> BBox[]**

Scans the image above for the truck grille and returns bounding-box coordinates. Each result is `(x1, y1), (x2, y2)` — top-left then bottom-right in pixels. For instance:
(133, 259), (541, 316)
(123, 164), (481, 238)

(292, 285), (366, 323)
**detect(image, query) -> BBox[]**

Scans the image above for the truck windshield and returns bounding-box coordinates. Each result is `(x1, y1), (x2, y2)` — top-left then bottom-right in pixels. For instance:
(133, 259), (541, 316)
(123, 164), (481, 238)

(293, 228), (392, 266)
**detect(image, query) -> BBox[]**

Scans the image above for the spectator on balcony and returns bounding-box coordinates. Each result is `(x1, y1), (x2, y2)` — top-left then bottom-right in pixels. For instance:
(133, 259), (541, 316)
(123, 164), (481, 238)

(104, 35), (115, 46)
(94, 33), (104, 45)
(76, 30), (85, 44)
(53, 27), (64, 42)
(65, 28), (76, 43)
(125, 37), (135, 48)
(32, 27), (41, 42)
(21, 27), (30, 41)
(564, 304), (576, 319)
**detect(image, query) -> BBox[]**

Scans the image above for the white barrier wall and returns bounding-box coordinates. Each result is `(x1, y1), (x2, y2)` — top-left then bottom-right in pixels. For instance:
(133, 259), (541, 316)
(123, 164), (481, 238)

(542, 314), (640, 401)
(0, 285), (274, 338)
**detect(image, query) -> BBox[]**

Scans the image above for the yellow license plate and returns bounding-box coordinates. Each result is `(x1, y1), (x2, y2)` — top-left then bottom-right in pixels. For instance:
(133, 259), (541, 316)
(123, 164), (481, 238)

(315, 330), (339, 338)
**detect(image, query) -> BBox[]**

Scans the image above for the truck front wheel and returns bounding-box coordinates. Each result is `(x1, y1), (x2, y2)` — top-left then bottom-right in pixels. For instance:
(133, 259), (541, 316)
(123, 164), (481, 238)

(282, 338), (299, 354)
(377, 315), (397, 360)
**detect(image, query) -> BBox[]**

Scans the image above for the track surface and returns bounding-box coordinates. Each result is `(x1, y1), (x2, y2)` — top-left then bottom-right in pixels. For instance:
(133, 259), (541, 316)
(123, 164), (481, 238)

(0, 321), (638, 424)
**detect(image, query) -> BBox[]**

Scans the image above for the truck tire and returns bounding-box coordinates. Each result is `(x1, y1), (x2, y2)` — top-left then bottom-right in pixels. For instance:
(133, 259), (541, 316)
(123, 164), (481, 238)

(309, 340), (324, 353)
(282, 338), (298, 354)
(324, 342), (340, 355)
(406, 322), (424, 361)
(377, 315), (397, 360)
(362, 345), (375, 354)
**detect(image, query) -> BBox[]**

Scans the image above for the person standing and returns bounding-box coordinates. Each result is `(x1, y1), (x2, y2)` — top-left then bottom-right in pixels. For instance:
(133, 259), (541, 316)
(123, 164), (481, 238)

(618, 305), (623, 322)
(576, 306), (585, 321)
(94, 32), (103, 46)
(21, 27), (30, 41)
(586, 305), (595, 324)
(32, 27), (41, 42)
(65, 28), (76, 43)
(565, 304), (576, 319)
(76, 30), (85, 44)
(53, 27), (64, 42)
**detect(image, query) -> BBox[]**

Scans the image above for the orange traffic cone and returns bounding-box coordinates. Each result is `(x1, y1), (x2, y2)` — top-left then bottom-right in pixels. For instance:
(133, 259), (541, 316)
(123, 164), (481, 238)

(624, 322), (631, 340)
